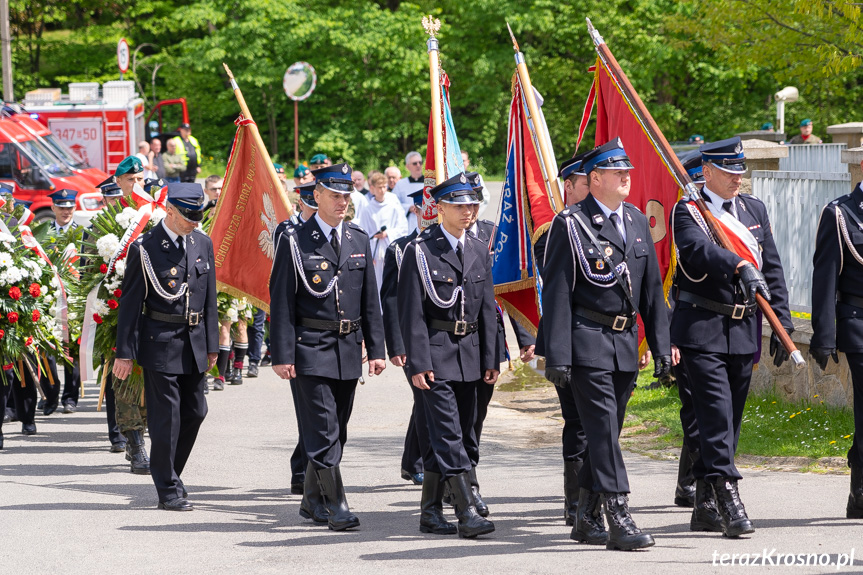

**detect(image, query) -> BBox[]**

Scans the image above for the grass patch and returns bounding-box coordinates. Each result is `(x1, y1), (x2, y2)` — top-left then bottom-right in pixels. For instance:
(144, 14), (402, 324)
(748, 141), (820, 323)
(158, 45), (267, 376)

(626, 369), (855, 459)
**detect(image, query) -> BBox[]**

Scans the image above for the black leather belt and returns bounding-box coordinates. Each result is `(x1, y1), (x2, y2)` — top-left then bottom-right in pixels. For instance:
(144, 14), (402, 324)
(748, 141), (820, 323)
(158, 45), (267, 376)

(838, 292), (863, 309)
(143, 305), (201, 326)
(298, 317), (361, 335)
(574, 305), (636, 331)
(677, 290), (756, 320)
(429, 318), (478, 336)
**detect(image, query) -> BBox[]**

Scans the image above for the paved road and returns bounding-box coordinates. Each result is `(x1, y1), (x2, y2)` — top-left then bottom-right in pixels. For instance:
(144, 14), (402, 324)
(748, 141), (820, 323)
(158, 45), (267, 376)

(1, 362), (861, 574)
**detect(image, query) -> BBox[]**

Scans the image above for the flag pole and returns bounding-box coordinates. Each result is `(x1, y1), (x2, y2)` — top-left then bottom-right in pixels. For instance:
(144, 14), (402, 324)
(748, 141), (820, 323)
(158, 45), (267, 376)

(584, 18), (803, 370)
(423, 16), (445, 184)
(506, 23), (564, 212)
(222, 63), (293, 216)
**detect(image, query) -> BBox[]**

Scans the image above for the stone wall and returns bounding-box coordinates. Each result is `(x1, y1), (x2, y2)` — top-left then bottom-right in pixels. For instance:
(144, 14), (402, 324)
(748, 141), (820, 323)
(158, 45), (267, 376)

(752, 317), (854, 408)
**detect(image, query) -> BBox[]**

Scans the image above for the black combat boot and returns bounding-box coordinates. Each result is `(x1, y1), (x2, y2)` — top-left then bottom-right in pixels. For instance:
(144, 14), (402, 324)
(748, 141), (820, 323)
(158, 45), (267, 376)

(563, 460), (582, 525)
(711, 477), (755, 537)
(570, 488), (607, 545)
(690, 479), (723, 532)
(125, 430), (151, 475)
(445, 472), (495, 538)
(468, 467), (489, 517)
(419, 471), (457, 535)
(674, 445), (697, 507)
(299, 462), (327, 523)
(602, 493), (655, 551)
(847, 464), (863, 519)
(316, 466), (360, 531)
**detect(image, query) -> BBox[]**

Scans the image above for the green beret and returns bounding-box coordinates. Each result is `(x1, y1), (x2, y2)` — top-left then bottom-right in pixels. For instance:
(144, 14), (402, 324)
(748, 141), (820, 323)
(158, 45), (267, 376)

(294, 165), (310, 178)
(115, 155), (144, 177)
(273, 163), (285, 174)
(800, 118), (812, 127)
(309, 153), (328, 165)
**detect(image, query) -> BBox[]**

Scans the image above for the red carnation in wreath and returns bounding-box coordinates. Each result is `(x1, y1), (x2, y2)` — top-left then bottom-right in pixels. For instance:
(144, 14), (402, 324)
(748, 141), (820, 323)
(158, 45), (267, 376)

(29, 283), (41, 297)
(7, 312), (19, 323)
(8, 286), (21, 300)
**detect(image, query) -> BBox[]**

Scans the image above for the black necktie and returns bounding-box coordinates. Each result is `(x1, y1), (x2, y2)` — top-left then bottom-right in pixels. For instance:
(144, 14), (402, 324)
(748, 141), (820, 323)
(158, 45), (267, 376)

(330, 228), (340, 258)
(609, 212), (624, 243)
(722, 200), (734, 214)
(456, 242), (464, 266)
(177, 236), (185, 252)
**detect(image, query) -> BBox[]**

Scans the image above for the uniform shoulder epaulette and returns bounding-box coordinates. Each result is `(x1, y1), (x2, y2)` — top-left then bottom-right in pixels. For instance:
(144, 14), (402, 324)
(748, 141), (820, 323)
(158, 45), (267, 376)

(416, 227), (434, 242)
(465, 231), (484, 244)
(347, 221), (368, 235)
(740, 193), (764, 206)
(623, 201), (643, 214)
(831, 194), (852, 206)
(193, 227), (206, 235)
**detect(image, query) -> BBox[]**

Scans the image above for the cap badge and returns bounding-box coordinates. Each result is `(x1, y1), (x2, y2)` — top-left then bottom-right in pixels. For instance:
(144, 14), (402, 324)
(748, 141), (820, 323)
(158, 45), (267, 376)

(459, 174), (467, 184)
(341, 164), (349, 174)
(734, 142), (743, 153)
(61, 190), (67, 198)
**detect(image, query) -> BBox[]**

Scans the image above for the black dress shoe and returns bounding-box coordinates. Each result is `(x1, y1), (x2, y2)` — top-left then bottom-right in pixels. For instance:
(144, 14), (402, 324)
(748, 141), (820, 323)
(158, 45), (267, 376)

(43, 400), (59, 416)
(110, 441), (127, 453)
(21, 423), (36, 435)
(37, 399), (45, 410)
(63, 403), (77, 414)
(158, 497), (193, 511)
(213, 377), (225, 391)
(260, 353), (272, 366)
(291, 482), (304, 495)
(247, 363), (259, 378)
(401, 469), (424, 485)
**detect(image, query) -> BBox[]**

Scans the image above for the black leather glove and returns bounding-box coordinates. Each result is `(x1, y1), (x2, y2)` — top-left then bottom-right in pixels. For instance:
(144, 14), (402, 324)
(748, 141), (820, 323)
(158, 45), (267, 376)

(810, 347), (839, 371)
(769, 328), (793, 367)
(545, 365), (571, 388)
(652, 355), (672, 380)
(738, 262), (771, 302)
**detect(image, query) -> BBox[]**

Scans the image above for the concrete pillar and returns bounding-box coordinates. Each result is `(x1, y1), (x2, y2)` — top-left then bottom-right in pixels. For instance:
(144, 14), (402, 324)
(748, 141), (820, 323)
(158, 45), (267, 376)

(841, 147), (863, 188)
(741, 138), (788, 178)
(826, 122), (863, 149)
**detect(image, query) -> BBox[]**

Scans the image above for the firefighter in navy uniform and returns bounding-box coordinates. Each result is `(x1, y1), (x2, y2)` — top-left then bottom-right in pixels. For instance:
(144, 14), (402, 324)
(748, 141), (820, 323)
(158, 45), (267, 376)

(543, 139), (671, 551)
(810, 160), (863, 519)
(670, 136), (792, 537)
(537, 153), (592, 526)
(380, 189), (425, 487)
(114, 183), (219, 511)
(270, 163), (386, 531)
(398, 173), (498, 539)
(269, 181), (317, 495)
(464, 170), (535, 517)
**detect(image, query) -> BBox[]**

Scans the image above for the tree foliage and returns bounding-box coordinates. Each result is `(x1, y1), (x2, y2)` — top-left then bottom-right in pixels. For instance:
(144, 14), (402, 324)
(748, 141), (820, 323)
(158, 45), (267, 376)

(2, 0), (862, 175)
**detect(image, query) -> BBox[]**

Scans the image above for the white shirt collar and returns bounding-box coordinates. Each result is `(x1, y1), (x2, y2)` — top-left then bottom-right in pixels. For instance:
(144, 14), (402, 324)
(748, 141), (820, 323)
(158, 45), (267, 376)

(702, 186), (737, 218)
(314, 213), (343, 240)
(440, 224), (465, 252)
(592, 195), (626, 241)
(161, 220), (180, 245)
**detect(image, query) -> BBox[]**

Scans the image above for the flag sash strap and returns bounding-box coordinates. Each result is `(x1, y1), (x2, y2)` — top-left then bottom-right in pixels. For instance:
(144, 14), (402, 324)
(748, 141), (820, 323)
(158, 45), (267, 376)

(685, 201), (762, 269)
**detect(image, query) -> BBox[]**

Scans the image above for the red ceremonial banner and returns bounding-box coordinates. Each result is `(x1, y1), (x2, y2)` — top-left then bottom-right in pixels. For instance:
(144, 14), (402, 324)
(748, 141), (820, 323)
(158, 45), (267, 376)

(209, 118), (294, 311)
(594, 59), (681, 300)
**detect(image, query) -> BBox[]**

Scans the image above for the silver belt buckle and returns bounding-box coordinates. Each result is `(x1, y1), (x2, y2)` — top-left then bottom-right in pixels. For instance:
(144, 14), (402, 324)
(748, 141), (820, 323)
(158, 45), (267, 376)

(454, 320), (468, 336)
(188, 311), (200, 326)
(612, 315), (628, 331)
(731, 304), (746, 320)
(339, 319), (352, 335)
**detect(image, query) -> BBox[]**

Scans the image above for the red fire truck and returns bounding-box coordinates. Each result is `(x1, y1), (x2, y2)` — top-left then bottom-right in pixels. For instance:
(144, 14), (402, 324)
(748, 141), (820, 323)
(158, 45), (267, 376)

(23, 81), (188, 175)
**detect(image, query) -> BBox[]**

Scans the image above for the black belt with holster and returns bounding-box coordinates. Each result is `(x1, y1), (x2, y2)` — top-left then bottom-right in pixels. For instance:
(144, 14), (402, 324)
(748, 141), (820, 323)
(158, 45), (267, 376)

(677, 290), (756, 320)
(573, 305), (636, 331)
(429, 318), (479, 336)
(838, 292), (863, 310)
(298, 317), (361, 335)
(143, 305), (202, 326)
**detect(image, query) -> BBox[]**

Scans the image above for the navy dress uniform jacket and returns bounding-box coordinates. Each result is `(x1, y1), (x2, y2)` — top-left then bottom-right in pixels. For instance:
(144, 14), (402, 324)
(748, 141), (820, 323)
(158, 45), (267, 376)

(116, 224), (219, 374)
(543, 195), (670, 371)
(381, 229), (419, 359)
(811, 183), (863, 352)
(670, 193), (792, 354)
(398, 225), (497, 382)
(269, 218), (385, 379)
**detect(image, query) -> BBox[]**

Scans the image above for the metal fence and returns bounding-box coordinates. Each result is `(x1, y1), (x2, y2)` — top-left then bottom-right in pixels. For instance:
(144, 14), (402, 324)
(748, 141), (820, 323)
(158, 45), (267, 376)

(778, 143), (847, 173)
(751, 170), (852, 312)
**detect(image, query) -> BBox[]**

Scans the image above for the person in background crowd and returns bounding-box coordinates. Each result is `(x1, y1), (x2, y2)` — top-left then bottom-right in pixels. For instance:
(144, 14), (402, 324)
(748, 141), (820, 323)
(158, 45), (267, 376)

(137, 141), (156, 180)
(162, 139), (186, 183)
(293, 165), (314, 191)
(461, 151), (489, 217)
(689, 135), (704, 145)
(204, 175), (223, 209)
(273, 163), (288, 192)
(759, 123), (774, 132)
(352, 170), (368, 195)
(365, 171), (408, 290)
(171, 123), (203, 183)
(788, 119), (823, 145)
(385, 166), (402, 193)
(150, 138), (166, 180)
(309, 153), (330, 169)
(392, 151), (424, 229)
